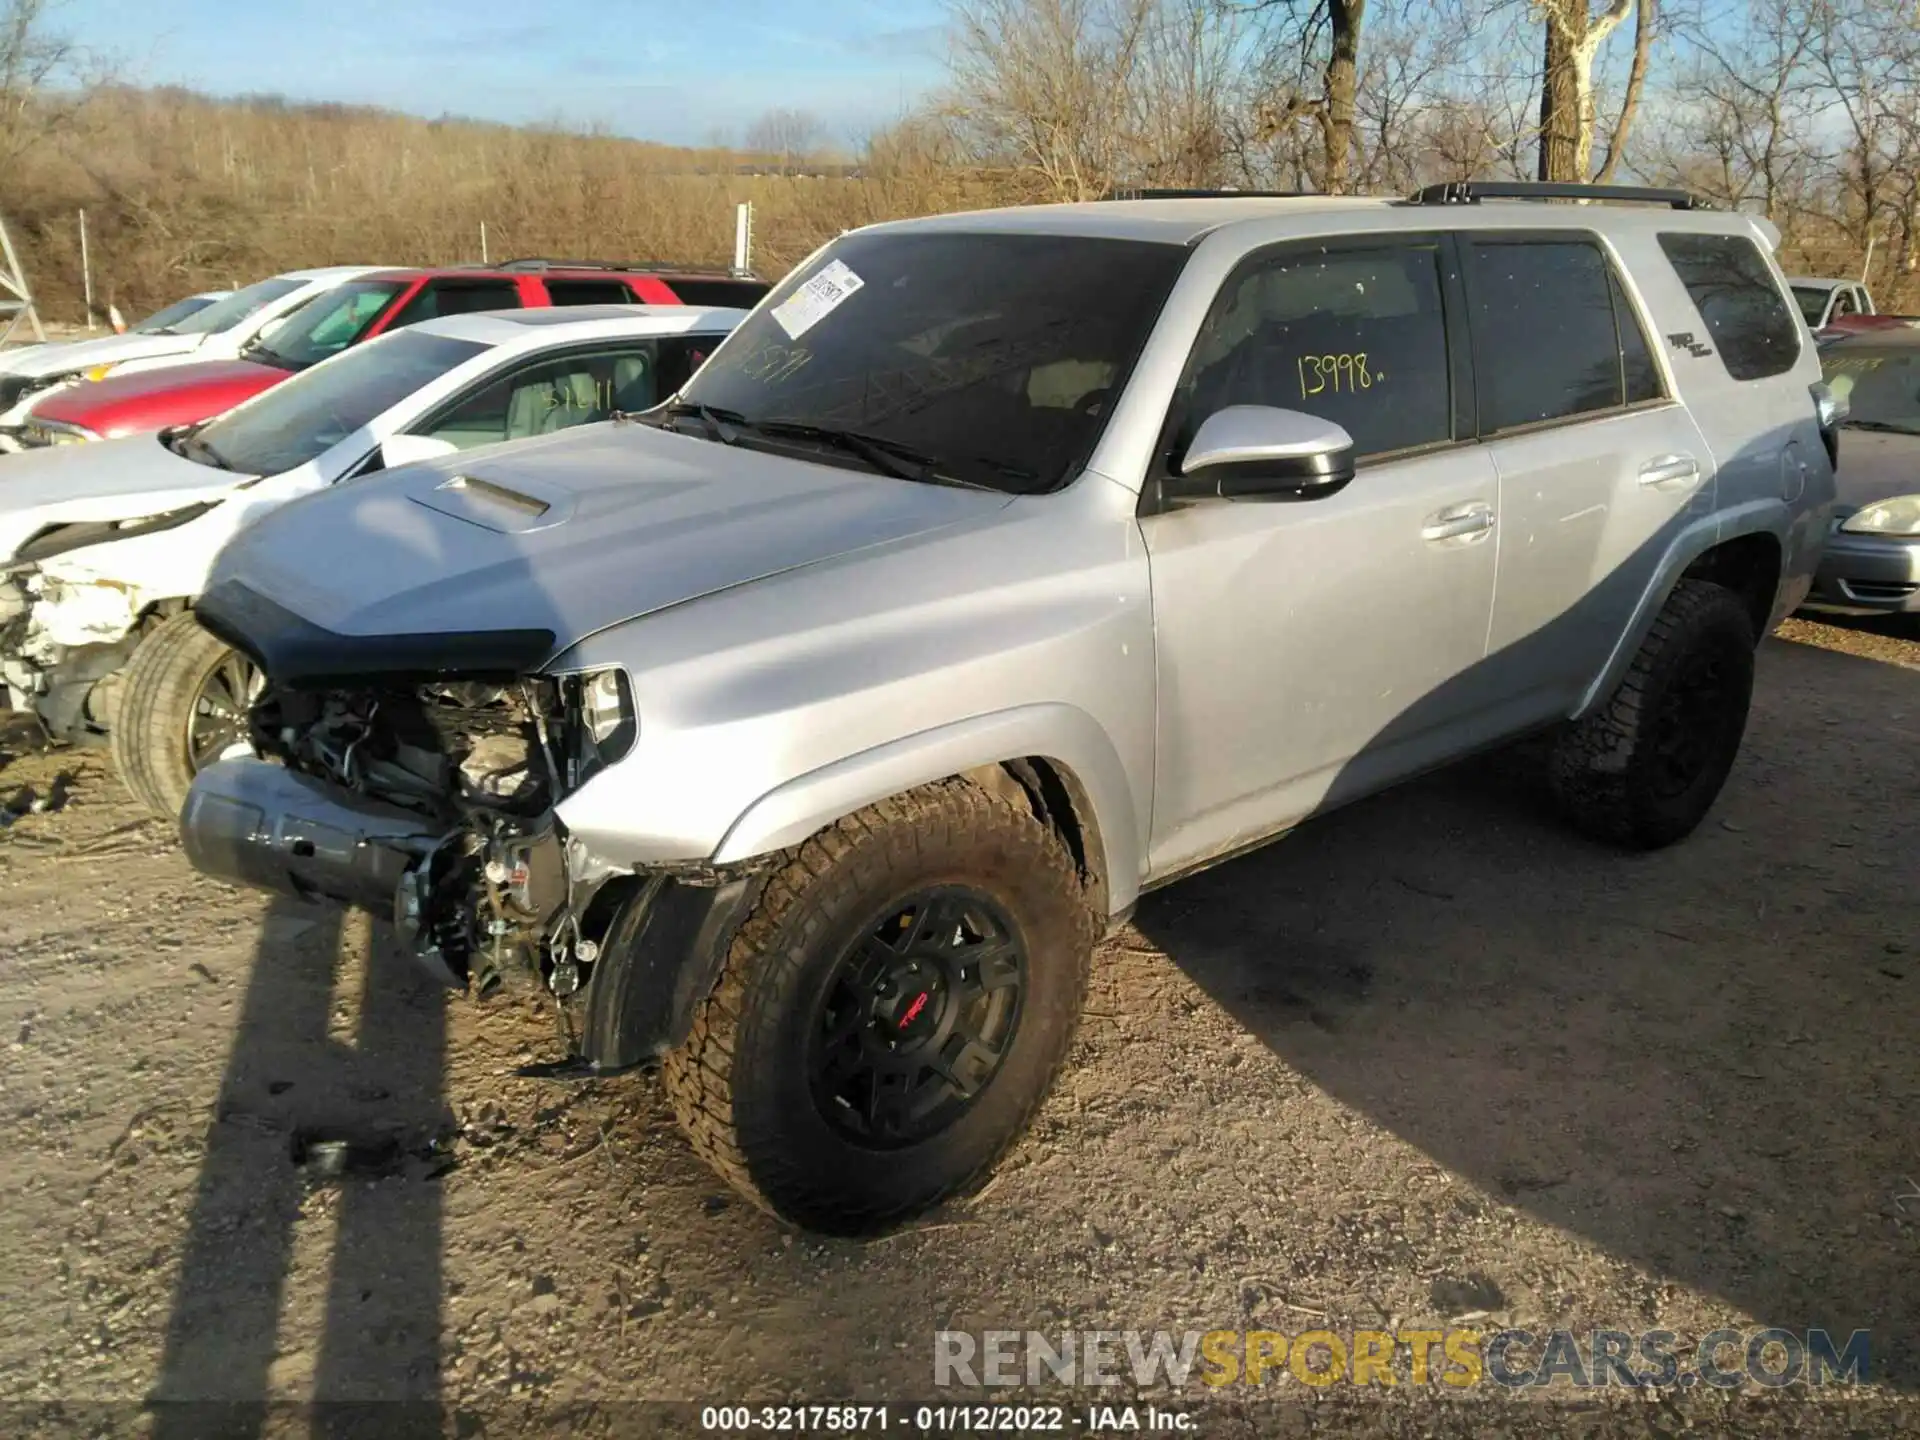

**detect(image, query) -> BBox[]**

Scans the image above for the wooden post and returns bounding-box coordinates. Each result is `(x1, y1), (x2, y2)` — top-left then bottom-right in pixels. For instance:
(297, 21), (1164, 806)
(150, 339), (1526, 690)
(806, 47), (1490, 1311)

(733, 202), (753, 276)
(79, 210), (94, 331)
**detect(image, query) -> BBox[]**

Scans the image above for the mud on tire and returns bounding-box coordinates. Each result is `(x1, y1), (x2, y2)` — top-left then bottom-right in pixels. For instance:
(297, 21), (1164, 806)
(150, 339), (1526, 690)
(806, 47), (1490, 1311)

(112, 610), (255, 820)
(1547, 578), (1757, 850)
(663, 777), (1095, 1234)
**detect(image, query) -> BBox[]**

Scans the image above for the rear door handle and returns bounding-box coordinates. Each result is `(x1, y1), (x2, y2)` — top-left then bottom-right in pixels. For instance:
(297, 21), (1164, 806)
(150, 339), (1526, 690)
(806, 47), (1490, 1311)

(1639, 453), (1701, 487)
(1421, 500), (1495, 542)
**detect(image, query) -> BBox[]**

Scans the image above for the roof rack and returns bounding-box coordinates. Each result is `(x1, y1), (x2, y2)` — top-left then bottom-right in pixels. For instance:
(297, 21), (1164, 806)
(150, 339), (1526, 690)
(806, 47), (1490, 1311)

(1408, 181), (1707, 210)
(1101, 187), (1314, 201)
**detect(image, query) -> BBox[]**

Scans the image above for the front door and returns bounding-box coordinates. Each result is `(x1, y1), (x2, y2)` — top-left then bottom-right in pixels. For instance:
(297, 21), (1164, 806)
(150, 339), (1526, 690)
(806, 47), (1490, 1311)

(1139, 238), (1500, 882)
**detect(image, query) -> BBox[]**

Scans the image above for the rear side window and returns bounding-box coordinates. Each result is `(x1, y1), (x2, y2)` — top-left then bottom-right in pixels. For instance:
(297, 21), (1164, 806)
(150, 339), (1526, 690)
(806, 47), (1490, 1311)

(388, 280), (522, 329)
(665, 279), (771, 308)
(545, 279), (633, 306)
(1175, 243), (1454, 459)
(1465, 239), (1655, 432)
(1657, 233), (1800, 381)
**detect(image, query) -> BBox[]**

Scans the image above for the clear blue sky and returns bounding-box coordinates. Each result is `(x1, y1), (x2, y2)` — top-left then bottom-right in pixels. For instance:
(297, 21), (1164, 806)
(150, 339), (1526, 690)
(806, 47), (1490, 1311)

(61, 0), (951, 146)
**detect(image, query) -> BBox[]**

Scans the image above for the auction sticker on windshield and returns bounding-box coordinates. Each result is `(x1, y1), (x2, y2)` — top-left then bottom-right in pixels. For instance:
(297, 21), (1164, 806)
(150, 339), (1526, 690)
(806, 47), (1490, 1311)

(771, 260), (865, 340)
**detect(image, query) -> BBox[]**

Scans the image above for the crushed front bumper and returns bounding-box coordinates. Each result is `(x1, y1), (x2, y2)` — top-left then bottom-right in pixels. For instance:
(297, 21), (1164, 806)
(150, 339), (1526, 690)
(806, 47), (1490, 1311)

(181, 754), (765, 1072)
(0, 571), (141, 739)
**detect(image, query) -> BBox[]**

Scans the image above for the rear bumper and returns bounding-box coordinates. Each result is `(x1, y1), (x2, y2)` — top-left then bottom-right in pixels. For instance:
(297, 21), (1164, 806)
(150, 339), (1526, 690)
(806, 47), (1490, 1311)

(1804, 531), (1920, 615)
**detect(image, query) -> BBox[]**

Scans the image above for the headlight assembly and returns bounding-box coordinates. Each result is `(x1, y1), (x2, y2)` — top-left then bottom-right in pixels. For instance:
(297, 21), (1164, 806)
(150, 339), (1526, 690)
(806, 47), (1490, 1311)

(576, 667), (636, 765)
(1840, 494), (1920, 537)
(82, 362), (118, 383)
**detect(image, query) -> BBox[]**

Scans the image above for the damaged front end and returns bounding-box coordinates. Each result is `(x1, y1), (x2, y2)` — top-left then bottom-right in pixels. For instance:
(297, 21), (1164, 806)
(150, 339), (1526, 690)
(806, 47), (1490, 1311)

(182, 665), (762, 1074)
(0, 563), (146, 741)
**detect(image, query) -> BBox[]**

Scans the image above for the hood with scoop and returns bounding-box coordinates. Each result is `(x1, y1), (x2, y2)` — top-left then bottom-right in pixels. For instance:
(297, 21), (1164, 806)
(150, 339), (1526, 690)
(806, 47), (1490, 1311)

(199, 420), (1014, 685)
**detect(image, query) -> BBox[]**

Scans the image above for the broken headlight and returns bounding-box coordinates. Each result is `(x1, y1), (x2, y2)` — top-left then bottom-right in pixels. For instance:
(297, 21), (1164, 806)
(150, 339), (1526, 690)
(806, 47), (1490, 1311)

(578, 667), (636, 765)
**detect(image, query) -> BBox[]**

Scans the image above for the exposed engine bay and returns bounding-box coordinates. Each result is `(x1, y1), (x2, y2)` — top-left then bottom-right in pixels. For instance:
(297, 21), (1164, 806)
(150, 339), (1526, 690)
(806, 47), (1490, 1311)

(231, 674), (628, 1000)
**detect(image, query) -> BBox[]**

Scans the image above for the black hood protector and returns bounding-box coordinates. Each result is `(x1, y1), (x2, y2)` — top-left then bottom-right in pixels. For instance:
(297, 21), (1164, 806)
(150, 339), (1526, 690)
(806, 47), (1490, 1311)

(196, 580), (556, 690)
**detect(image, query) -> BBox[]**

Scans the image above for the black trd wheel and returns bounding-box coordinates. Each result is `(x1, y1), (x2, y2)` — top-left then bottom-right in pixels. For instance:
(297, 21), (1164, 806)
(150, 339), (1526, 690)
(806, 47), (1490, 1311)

(112, 610), (261, 820)
(663, 778), (1093, 1234)
(1548, 579), (1757, 850)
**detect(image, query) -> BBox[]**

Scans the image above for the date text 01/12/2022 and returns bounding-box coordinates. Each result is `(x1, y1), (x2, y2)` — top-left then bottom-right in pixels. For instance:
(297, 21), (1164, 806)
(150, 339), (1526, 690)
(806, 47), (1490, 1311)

(698, 1403), (1195, 1432)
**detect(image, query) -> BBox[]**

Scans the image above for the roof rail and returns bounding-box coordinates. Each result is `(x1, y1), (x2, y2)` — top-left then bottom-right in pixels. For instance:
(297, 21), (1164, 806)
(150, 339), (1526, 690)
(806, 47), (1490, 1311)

(1408, 180), (1707, 211)
(1102, 187), (1314, 201)
(488, 257), (751, 276)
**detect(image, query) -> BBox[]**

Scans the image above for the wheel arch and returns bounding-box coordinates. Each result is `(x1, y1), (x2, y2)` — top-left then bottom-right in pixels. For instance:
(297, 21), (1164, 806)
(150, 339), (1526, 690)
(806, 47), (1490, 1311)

(1574, 505), (1786, 721)
(709, 702), (1142, 919)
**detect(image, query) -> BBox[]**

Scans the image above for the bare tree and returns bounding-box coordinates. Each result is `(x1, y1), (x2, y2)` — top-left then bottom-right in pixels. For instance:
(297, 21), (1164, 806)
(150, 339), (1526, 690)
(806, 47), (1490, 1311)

(1243, 0), (1370, 193)
(944, 0), (1155, 200)
(0, 0), (93, 181)
(745, 107), (825, 174)
(1533, 0), (1638, 180)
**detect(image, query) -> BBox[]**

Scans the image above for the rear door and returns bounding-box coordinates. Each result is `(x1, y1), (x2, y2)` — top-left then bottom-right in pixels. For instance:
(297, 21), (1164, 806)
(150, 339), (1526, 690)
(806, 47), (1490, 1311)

(1463, 232), (1714, 723)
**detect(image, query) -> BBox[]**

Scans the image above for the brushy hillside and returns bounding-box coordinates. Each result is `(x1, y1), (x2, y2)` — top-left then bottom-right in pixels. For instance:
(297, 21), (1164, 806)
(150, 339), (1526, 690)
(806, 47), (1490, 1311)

(1, 84), (1907, 322)
(2, 87), (1024, 318)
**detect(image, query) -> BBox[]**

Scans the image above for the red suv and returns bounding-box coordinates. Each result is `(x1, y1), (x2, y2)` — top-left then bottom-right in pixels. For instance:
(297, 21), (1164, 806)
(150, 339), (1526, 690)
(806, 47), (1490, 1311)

(17, 261), (768, 446)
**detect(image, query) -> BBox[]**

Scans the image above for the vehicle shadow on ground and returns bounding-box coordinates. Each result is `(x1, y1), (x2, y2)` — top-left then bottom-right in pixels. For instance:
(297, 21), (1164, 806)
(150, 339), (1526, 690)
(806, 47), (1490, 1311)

(147, 898), (451, 1436)
(1132, 635), (1919, 1388)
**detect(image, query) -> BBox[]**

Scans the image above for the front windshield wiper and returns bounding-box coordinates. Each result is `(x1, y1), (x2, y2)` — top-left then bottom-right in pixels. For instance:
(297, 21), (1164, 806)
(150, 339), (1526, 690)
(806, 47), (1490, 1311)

(168, 426), (232, 470)
(239, 338), (299, 372)
(1841, 418), (1920, 435)
(659, 400), (747, 445)
(745, 419), (958, 485)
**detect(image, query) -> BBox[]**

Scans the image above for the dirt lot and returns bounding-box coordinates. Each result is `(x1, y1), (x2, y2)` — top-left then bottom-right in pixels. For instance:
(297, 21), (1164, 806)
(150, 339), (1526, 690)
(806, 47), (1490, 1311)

(0, 616), (1915, 1438)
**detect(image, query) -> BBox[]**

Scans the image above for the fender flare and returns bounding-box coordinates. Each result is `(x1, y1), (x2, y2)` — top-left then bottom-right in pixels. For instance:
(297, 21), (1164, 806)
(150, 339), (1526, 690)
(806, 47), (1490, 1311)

(710, 702), (1145, 916)
(1574, 499), (1789, 719)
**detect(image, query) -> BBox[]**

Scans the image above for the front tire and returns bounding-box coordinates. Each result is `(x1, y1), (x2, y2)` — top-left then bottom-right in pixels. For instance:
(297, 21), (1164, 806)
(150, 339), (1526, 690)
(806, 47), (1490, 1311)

(111, 610), (260, 820)
(663, 778), (1093, 1234)
(1547, 579), (1757, 849)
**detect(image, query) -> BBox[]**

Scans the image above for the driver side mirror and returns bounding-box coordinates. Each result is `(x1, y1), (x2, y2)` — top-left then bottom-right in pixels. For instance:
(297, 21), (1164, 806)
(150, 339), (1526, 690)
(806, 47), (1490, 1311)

(378, 434), (460, 470)
(1168, 405), (1356, 502)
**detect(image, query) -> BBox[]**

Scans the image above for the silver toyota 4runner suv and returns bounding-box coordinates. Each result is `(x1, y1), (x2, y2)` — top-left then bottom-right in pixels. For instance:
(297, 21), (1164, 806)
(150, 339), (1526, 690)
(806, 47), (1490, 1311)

(182, 182), (1839, 1233)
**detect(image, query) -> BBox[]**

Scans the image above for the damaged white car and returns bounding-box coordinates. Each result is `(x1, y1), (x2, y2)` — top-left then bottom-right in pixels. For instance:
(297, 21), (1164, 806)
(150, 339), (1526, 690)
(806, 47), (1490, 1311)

(0, 303), (742, 815)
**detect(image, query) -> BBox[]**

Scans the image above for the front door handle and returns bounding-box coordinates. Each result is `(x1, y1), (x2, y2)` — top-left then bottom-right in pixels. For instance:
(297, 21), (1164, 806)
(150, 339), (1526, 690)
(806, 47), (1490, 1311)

(1639, 453), (1701, 487)
(1421, 500), (1495, 543)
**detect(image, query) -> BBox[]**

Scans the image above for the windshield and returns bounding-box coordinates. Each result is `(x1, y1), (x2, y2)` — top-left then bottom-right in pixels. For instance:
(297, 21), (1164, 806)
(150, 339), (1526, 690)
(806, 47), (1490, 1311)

(189, 329), (486, 475)
(169, 277), (306, 336)
(132, 295), (220, 335)
(245, 281), (405, 369)
(1823, 348), (1920, 433)
(672, 231), (1188, 493)
(1791, 286), (1832, 326)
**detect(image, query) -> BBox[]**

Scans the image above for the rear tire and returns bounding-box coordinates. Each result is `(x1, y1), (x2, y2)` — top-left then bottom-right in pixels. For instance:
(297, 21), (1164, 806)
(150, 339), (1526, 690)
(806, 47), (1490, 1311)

(663, 777), (1093, 1234)
(1547, 579), (1756, 849)
(111, 610), (258, 820)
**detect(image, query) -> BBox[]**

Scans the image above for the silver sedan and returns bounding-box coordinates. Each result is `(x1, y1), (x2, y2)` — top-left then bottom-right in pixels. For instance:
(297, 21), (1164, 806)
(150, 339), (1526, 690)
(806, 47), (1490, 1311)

(1805, 332), (1920, 622)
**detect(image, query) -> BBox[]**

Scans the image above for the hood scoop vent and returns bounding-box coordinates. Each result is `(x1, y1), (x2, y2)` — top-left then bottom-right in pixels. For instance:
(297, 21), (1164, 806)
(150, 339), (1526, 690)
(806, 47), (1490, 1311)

(407, 468), (574, 535)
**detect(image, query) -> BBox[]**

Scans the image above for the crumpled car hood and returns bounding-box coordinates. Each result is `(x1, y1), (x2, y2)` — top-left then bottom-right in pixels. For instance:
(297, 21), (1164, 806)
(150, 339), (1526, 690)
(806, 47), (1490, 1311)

(208, 420), (1015, 660)
(0, 433), (244, 563)
(0, 330), (206, 380)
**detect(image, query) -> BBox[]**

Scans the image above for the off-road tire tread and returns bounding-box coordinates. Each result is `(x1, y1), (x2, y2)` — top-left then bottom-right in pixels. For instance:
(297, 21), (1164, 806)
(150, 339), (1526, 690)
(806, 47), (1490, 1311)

(663, 777), (1094, 1230)
(112, 609), (233, 820)
(1547, 578), (1755, 849)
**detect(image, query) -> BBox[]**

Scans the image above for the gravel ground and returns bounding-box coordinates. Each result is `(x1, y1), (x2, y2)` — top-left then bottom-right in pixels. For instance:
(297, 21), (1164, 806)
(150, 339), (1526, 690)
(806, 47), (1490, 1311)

(0, 615), (1915, 1438)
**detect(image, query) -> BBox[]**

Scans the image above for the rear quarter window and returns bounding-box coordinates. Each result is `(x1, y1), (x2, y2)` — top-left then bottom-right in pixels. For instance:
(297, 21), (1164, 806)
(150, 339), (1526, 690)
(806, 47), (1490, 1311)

(1656, 232), (1801, 381)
